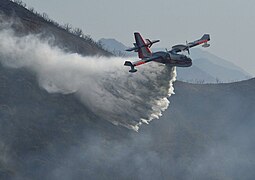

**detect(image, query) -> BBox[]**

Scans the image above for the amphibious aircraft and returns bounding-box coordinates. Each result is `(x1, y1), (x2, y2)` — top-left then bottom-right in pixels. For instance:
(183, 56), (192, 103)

(124, 32), (210, 72)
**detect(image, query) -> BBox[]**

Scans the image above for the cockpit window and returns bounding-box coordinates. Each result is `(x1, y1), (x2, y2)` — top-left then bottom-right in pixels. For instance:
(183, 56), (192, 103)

(180, 55), (185, 60)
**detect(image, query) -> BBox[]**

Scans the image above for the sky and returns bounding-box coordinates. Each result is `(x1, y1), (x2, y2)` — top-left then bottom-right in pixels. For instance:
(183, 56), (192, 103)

(21, 0), (255, 76)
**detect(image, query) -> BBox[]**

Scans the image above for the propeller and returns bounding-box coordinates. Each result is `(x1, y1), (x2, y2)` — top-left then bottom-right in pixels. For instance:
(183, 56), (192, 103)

(146, 39), (152, 48)
(186, 40), (190, 55)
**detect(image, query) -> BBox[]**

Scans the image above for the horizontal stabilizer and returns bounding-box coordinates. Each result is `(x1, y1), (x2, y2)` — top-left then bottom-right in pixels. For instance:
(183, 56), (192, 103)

(202, 42), (210, 48)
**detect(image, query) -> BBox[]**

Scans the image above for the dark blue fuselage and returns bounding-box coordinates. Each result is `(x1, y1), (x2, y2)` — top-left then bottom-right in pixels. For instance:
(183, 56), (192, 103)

(151, 51), (192, 67)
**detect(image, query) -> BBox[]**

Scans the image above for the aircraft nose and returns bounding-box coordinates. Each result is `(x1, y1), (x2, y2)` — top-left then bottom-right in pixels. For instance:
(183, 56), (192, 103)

(186, 57), (192, 63)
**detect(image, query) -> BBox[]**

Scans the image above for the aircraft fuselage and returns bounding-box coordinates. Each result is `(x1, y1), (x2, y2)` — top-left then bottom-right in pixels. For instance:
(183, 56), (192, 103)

(150, 51), (192, 67)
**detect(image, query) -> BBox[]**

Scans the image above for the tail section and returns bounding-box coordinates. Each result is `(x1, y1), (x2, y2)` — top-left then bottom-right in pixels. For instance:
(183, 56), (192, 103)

(201, 34), (210, 48)
(184, 34), (210, 49)
(201, 34), (210, 41)
(134, 32), (152, 59)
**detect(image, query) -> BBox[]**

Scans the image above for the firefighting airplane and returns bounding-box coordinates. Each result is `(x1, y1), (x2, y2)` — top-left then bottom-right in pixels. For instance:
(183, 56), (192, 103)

(124, 32), (210, 73)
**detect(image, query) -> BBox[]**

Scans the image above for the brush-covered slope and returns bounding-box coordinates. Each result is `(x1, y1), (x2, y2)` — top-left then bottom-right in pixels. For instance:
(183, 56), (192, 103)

(145, 79), (255, 179)
(0, 63), (129, 180)
(0, 0), (111, 56)
(1, 59), (255, 180)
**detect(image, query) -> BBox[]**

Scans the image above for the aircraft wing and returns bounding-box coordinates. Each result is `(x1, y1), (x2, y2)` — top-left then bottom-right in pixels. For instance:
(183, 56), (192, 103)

(124, 55), (160, 73)
(171, 34), (210, 54)
(132, 56), (160, 66)
(125, 32), (160, 59)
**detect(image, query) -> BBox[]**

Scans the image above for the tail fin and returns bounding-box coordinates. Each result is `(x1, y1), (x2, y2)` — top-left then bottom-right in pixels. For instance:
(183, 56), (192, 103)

(201, 34), (210, 48)
(201, 34), (210, 41)
(134, 32), (152, 59)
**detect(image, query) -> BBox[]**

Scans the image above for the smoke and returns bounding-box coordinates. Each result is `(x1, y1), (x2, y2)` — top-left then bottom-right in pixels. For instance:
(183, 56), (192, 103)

(0, 28), (176, 131)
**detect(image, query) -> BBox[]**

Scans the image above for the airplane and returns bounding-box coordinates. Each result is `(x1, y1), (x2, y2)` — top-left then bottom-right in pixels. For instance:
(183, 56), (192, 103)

(124, 32), (210, 73)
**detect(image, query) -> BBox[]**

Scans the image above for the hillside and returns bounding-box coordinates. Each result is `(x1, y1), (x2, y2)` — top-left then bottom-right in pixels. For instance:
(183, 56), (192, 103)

(148, 79), (255, 179)
(1, 59), (254, 179)
(0, 1), (255, 180)
(0, 0), (111, 56)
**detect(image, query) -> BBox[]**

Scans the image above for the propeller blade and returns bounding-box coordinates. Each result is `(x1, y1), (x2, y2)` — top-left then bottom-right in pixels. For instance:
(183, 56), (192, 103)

(186, 40), (190, 55)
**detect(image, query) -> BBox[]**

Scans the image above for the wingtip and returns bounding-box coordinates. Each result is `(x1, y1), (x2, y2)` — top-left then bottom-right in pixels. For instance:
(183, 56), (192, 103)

(124, 61), (133, 66)
(129, 69), (137, 73)
(124, 61), (137, 73)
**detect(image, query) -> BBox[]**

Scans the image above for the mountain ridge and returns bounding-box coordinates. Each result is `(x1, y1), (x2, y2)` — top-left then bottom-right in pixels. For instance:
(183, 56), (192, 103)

(1, 0), (111, 57)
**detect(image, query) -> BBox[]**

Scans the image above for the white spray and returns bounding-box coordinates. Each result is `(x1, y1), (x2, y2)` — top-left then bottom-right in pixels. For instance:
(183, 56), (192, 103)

(0, 29), (176, 131)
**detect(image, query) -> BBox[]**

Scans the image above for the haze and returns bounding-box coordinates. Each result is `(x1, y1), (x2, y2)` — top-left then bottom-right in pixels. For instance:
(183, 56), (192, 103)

(21, 0), (255, 76)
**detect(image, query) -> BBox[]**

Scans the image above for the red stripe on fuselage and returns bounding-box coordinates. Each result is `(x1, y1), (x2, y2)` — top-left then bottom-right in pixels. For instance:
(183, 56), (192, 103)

(134, 61), (146, 66)
(197, 39), (208, 45)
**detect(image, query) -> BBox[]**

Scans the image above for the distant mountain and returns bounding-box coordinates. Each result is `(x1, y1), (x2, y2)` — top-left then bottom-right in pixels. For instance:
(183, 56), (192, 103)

(99, 38), (127, 52)
(191, 49), (251, 82)
(99, 38), (251, 83)
(99, 38), (132, 57)
(99, 38), (132, 56)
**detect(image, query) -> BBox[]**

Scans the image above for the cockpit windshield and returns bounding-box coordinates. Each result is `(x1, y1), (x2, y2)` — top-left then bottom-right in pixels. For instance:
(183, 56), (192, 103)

(180, 55), (186, 60)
